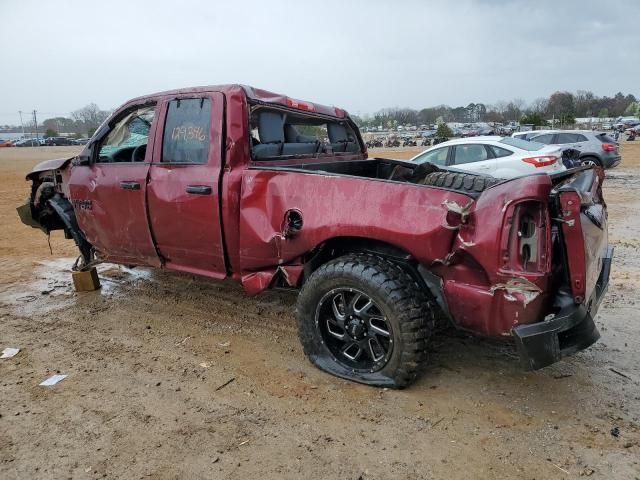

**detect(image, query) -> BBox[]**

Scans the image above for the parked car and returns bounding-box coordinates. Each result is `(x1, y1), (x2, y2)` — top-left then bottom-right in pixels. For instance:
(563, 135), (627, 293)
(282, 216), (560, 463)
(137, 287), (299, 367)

(614, 117), (640, 131)
(45, 136), (75, 146)
(410, 136), (565, 178)
(18, 85), (612, 388)
(14, 138), (41, 147)
(75, 138), (90, 145)
(0, 139), (14, 147)
(512, 130), (553, 141)
(529, 130), (621, 168)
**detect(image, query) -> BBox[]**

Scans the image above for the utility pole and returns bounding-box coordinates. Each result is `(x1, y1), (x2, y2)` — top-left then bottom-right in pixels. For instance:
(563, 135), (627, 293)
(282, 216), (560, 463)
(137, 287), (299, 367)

(18, 111), (25, 138)
(32, 110), (39, 140)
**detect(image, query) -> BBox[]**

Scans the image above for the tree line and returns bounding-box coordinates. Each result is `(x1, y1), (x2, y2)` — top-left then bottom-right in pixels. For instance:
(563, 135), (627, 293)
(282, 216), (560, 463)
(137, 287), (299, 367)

(7, 89), (640, 138)
(33, 104), (111, 138)
(354, 90), (639, 129)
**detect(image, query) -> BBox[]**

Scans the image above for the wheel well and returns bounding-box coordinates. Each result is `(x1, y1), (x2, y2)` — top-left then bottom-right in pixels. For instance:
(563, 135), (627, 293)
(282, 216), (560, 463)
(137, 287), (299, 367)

(303, 237), (413, 279)
(27, 173), (93, 263)
(46, 194), (93, 262)
(302, 236), (451, 325)
(303, 237), (429, 295)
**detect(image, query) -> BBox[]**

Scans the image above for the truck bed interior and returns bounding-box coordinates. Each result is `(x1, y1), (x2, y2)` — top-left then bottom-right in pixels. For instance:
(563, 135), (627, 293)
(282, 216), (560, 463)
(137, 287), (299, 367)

(251, 156), (440, 185)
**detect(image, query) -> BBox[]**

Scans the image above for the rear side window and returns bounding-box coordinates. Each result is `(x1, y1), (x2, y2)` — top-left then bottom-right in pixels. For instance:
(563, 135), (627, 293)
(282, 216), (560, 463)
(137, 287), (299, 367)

(530, 134), (554, 145)
(162, 98), (211, 163)
(557, 133), (587, 144)
(452, 144), (489, 164)
(489, 145), (513, 158)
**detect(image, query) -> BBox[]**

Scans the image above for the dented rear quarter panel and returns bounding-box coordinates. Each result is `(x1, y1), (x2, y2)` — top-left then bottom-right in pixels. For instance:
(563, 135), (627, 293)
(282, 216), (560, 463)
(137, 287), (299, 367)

(441, 174), (554, 335)
(237, 169), (472, 270)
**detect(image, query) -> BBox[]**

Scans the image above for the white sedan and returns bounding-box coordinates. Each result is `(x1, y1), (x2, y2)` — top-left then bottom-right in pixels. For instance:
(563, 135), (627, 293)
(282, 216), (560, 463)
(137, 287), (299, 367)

(411, 136), (566, 178)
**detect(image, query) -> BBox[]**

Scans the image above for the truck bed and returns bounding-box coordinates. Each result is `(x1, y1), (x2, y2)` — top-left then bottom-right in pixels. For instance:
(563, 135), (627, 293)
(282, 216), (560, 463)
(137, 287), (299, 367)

(250, 157), (437, 185)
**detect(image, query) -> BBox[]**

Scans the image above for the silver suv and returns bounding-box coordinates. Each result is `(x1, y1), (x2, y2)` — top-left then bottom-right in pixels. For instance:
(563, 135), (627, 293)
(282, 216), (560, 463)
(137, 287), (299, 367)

(529, 130), (621, 169)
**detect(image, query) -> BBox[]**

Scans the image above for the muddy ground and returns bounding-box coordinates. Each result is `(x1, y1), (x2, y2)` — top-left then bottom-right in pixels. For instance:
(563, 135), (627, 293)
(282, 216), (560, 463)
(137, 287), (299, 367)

(1, 143), (639, 480)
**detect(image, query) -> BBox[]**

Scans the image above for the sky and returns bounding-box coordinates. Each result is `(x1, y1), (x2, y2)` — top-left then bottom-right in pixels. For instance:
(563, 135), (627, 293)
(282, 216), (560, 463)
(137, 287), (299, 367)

(0, 0), (638, 125)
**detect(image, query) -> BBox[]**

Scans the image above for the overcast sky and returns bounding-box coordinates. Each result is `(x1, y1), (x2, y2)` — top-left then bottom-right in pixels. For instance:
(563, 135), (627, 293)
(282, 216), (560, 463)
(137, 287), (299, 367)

(0, 0), (638, 124)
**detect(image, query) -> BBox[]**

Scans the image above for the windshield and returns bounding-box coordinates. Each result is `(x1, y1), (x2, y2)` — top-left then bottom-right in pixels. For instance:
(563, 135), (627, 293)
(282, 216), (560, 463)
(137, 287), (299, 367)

(499, 137), (545, 151)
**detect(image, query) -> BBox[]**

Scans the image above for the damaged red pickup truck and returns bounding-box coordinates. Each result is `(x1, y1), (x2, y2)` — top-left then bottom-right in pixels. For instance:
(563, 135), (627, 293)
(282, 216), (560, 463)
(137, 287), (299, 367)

(18, 85), (613, 388)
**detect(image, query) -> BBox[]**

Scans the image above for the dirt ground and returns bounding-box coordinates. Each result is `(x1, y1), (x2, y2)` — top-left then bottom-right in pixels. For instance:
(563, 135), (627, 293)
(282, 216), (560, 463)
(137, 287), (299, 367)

(1, 143), (639, 479)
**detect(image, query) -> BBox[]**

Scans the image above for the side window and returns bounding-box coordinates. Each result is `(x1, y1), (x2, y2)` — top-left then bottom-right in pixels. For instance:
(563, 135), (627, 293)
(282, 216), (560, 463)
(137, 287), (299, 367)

(453, 144), (489, 165)
(162, 98), (211, 163)
(557, 133), (580, 144)
(489, 145), (513, 158)
(533, 133), (554, 144)
(574, 134), (588, 142)
(98, 105), (155, 163)
(415, 147), (449, 166)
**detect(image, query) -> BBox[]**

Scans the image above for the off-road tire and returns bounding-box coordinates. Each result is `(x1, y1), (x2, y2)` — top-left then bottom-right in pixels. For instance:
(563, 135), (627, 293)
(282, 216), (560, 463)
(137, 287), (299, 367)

(296, 253), (437, 388)
(422, 171), (499, 193)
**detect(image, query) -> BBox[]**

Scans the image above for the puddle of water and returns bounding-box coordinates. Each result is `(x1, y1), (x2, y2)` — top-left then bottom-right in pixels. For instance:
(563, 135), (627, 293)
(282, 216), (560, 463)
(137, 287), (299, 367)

(1, 257), (155, 316)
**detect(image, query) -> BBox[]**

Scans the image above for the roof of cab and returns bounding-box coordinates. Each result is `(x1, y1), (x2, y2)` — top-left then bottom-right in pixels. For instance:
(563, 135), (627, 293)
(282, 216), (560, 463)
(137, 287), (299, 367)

(125, 84), (348, 119)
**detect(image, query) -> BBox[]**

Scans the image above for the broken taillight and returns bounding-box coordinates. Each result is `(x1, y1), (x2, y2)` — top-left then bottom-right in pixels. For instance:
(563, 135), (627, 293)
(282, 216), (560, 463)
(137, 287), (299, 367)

(521, 155), (559, 168)
(445, 210), (464, 228)
(501, 201), (550, 273)
(601, 143), (617, 152)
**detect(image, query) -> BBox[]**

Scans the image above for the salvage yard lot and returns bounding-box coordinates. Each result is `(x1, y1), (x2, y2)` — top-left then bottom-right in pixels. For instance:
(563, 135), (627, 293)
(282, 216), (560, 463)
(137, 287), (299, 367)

(1, 145), (639, 479)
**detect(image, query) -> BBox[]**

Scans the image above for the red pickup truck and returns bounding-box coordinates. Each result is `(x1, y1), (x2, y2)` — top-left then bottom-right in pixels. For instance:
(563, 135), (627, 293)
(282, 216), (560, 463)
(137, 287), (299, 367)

(18, 85), (613, 388)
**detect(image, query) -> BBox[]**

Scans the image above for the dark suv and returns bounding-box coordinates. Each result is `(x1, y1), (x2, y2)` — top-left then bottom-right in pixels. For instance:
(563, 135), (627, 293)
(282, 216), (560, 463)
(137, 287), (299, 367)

(529, 130), (621, 169)
(45, 137), (75, 146)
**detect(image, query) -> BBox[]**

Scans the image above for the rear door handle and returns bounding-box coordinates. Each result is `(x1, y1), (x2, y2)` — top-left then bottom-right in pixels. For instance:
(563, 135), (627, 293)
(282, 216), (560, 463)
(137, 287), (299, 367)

(120, 181), (140, 190)
(186, 185), (212, 195)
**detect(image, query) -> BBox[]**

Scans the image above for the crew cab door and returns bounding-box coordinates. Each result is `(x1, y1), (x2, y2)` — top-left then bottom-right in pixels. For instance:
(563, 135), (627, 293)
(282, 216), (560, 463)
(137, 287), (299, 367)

(67, 103), (160, 266)
(146, 93), (227, 278)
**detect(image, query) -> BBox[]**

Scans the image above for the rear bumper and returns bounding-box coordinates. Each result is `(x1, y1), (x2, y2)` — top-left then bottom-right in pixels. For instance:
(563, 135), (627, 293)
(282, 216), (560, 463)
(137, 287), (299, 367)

(604, 155), (621, 169)
(512, 245), (613, 370)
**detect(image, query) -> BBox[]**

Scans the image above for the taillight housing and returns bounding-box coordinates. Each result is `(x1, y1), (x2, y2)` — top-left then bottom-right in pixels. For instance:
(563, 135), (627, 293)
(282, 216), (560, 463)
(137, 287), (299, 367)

(500, 201), (551, 273)
(521, 155), (559, 168)
(601, 143), (617, 152)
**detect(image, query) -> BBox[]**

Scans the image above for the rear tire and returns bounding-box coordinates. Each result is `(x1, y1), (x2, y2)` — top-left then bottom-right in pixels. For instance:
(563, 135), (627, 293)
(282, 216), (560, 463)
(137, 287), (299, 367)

(296, 253), (437, 388)
(580, 156), (601, 167)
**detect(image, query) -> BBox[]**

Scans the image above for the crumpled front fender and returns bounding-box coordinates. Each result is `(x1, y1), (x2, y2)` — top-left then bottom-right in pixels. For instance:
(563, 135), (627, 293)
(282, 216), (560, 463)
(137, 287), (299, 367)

(26, 157), (74, 180)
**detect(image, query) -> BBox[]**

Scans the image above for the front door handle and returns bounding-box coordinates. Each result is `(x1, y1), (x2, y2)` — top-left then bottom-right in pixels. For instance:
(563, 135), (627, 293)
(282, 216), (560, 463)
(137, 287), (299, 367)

(186, 185), (212, 195)
(120, 181), (140, 190)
